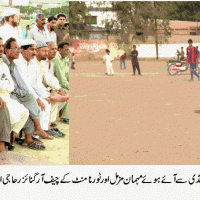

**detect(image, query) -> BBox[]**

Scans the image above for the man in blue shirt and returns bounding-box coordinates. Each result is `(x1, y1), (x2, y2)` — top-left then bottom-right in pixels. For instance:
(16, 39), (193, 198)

(22, 25), (30, 39)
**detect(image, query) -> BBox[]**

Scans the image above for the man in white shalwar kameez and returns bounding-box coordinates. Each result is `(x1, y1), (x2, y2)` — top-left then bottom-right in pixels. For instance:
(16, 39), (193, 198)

(36, 41), (68, 124)
(0, 8), (22, 45)
(15, 39), (63, 136)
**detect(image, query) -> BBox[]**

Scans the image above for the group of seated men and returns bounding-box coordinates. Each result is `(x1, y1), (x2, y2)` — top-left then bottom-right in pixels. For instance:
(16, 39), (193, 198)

(0, 38), (70, 152)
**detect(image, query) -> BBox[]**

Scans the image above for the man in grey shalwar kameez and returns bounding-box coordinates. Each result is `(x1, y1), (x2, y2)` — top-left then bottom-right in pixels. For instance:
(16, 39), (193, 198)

(2, 38), (57, 148)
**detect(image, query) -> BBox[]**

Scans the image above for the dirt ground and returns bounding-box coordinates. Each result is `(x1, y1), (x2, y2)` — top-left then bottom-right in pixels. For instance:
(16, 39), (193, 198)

(70, 59), (200, 165)
(0, 121), (69, 165)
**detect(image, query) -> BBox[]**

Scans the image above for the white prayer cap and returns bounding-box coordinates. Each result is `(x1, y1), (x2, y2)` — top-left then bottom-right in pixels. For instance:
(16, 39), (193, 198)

(3, 8), (18, 17)
(36, 41), (48, 49)
(21, 39), (36, 47)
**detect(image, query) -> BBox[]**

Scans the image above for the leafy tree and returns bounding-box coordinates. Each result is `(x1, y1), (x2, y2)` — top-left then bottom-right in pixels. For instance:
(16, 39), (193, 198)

(14, 5), (37, 16)
(69, 1), (90, 39)
(101, 1), (176, 60)
(41, 6), (69, 18)
(167, 2), (200, 21)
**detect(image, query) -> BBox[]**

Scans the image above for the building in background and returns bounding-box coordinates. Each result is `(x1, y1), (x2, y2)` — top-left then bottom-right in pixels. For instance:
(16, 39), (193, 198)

(85, 1), (117, 28)
(29, 0), (61, 9)
(0, 0), (68, 9)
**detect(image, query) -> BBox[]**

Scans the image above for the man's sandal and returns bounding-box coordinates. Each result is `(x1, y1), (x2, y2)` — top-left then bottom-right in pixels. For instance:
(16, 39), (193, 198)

(16, 139), (46, 150)
(25, 140), (46, 150)
(46, 129), (62, 137)
(5, 142), (15, 151)
(51, 128), (66, 137)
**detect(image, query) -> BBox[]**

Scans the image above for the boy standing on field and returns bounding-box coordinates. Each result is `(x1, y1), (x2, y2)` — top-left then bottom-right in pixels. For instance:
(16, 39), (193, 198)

(131, 45), (141, 76)
(187, 39), (199, 81)
(103, 49), (114, 76)
(120, 53), (127, 69)
(71, 53), (76, 70)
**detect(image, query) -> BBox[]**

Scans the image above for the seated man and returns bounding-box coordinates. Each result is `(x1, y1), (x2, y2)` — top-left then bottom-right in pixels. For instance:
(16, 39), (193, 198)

(2, 37), (52, 141)
(0, 37), (36, 152)
(53, 42), (70, 124)
(15, 39), (64, 137)
(0, 102), (11, 152)
(36, 41), (69, 126)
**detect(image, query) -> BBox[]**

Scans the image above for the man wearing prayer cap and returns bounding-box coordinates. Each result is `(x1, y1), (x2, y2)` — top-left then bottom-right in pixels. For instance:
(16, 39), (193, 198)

(2, 37), (51, 145)
(36, 41), (68, 131)
(15, 39), (63, 137)
(0, 8), (22, 45)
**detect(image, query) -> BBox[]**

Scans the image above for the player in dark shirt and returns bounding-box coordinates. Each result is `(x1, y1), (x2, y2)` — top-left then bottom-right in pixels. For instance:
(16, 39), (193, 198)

(130, 45), (141, 76)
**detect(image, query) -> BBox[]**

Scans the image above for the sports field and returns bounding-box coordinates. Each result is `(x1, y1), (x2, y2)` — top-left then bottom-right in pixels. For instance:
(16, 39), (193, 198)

(70, 59), (200, 165)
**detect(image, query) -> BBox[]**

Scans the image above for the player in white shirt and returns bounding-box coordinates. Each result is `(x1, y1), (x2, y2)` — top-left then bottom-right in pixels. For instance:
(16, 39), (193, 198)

(103, 49), (114, 76)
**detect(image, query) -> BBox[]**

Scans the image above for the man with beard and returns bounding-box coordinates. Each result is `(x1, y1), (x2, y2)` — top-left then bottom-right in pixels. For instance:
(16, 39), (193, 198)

(53, 42), (69, 124)
(47, 16), (57, 45)
(15, 39), (64, 137)
(54, 14), (68, 45)
(2, 37), (51, 145)
(0, 37), (37, 153)
(36, 41), (68, 134)
(27, 14), (51, 43)
(0, 8), (22, 45)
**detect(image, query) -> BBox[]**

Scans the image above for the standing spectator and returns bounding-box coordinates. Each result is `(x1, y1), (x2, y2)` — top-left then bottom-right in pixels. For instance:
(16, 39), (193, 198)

(196, 46), (200, 54)
(131, 45), (141, 76)
(0, 8), (22, 45)
(176, 49), (180, 61)
(180, 47), (185, 61)
(22, 25), (30, 40)
(1, 18), (5, 26)
(187, 39), (199, 81)
(47, 16), (57, 45)
(64, 22), (69, 31)
(54, 14), (68, 45)
(120, 53), (127, 70)
(27, 14), (51, 43)
(71, 53), (76, 70)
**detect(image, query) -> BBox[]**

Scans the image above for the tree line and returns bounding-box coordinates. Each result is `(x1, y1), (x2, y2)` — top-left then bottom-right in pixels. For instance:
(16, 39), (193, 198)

(70, 1), (200, 60)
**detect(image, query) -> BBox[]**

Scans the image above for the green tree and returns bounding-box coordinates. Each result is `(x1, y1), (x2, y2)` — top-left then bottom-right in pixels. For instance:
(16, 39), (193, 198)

(69, 1), (90, 40)
(167, 2), (200, 21)
(41, 6), (69, 18)
(14, 5), (37, 18)
(102, 1), (176, 60)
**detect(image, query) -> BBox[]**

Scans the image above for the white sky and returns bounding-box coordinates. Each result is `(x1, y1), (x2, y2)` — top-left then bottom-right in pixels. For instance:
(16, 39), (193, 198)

(0, 0), (29, 6)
